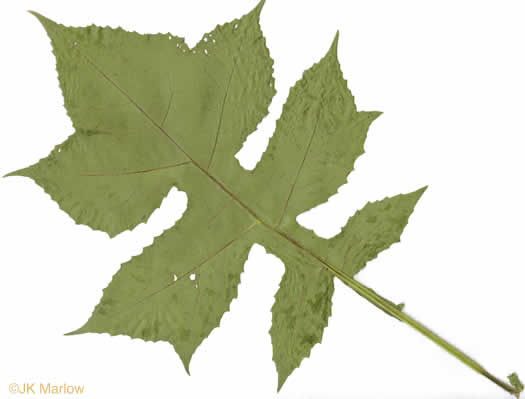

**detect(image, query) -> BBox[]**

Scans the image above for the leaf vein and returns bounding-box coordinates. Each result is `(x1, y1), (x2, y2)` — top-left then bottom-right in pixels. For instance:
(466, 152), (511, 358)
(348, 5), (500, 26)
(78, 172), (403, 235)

(79, 161), (191, 177)
(119, 220), (260, 312)
(161, 89), (175, 128)
(207, 63), (236, 171)
(277, 111), (321, 227)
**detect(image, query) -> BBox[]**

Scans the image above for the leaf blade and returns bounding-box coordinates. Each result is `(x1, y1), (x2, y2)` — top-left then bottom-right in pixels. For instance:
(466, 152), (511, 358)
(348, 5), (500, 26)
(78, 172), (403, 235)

(255, 229), (334, 390)
(9, 3), (275, 237)
(67, 168), (258, 371)
(7, 5), (433, 392)
(332, 186), (427, 276)
(244, 33), (380, 227)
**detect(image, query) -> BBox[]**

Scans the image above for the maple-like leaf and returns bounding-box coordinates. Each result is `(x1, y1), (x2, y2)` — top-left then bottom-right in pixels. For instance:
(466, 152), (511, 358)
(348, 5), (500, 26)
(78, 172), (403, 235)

(8, 0), (451, 391)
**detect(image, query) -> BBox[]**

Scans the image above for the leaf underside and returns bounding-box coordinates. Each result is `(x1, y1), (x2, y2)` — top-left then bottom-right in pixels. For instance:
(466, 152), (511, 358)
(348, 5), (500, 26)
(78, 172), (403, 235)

(8, 1), (426, 390)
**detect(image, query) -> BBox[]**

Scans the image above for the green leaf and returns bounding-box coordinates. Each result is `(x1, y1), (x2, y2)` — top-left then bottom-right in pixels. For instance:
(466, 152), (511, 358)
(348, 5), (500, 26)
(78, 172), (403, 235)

(7, 1), (426, 390)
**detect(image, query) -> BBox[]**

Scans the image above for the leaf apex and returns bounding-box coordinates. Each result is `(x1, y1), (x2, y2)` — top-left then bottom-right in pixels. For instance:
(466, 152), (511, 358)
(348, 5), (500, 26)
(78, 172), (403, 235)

(28, 10), (55, 28)
(365, 110), (383, 122)
(416, 185), (429, 198)
(253, 0), (266, 18)
(182, 358), (192, 376)
(64, 325), (89, 336)
(404, 185), (428, 210)
(328, 30), (340, 57)
(3, 166), (32, 179)
(276, 373), (287, 392)
(3, 171), (17, 178)
(332, 30), (340, 46)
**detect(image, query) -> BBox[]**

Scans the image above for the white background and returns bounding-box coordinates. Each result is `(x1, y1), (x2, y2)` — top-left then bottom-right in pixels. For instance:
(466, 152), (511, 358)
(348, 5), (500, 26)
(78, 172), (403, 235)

(1, 0), (524, 398)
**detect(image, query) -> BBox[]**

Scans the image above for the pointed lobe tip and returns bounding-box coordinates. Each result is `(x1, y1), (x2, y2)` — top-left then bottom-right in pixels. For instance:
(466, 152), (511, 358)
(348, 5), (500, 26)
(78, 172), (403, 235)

(28, 10), (45, 22)
(253, 0), (266, 17)
(330, 30), (340, 52)
(276, 372), (288, 392)
(64, 329), (82, 336)
(28, 10), (57, 30)
(3, 168), (28, 179)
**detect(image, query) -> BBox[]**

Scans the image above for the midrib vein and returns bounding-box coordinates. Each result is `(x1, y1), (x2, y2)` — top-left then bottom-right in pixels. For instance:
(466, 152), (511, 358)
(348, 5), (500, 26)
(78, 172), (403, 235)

(277, 112), (320, 227)
(83, 54), (192, 160)
(80, 161), (191, 176)
(83, 52), (346, 288)
(121, 221), (260, 311)
(207, 63), (235, 171)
